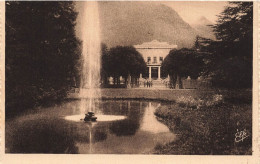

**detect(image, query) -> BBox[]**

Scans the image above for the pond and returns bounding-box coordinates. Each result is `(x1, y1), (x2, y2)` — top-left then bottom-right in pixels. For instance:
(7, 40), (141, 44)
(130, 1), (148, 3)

(5, 100), (175, 154)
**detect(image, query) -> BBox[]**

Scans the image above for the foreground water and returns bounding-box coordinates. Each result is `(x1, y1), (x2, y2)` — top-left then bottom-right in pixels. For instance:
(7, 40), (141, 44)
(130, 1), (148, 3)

(6, 100), (175, 154)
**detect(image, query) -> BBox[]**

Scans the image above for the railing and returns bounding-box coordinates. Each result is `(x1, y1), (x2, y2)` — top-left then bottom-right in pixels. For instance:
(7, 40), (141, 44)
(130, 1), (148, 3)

(146, 61), (163, 64)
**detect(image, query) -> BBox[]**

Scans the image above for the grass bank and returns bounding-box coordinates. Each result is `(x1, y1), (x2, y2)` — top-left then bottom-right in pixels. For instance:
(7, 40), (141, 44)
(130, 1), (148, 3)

(70, 88), (251, 102)
(153, 90), (252, 155)
(69, 88), (250, 102)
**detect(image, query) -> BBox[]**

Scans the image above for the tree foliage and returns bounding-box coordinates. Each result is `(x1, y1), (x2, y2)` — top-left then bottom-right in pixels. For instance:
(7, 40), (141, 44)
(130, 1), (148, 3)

(214, 2), (253, 43)
(6, 1), (81, 114)
(101, 43), (109, 84)
(162, 48), (204, 87)
(203, 2), (253, 88)
(102, 46), (146, 85)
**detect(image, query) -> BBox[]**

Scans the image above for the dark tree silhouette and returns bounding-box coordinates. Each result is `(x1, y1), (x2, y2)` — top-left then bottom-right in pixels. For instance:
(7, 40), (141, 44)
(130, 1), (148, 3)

(105, 46), (146, 85)
(5, 1), (81, 115)
(162, 48), (204, 88)
(204, 2), (253, 88)
(101, 43), (109, 86)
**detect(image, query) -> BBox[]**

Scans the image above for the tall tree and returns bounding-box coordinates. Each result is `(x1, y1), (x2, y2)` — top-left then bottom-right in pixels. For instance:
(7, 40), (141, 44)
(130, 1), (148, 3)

(205, 2), (253, 88)
(162, 48), (204, 88)
(101, 43), (109, 85)
(6, 2), (81, 114)
(106, 46), (146, 85)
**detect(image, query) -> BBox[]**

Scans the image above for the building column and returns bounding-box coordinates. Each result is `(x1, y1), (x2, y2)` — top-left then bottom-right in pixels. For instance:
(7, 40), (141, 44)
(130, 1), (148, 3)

(158, 66), (161, 79)
(127, 74), (131, 88)
(140, 73), (142, 79)
(149, 66), (151, 80)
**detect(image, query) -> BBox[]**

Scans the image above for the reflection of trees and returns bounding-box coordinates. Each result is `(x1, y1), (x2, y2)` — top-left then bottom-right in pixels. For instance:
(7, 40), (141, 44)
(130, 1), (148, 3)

(73, 123), (108, 143)
(6, 100), (150, 153)
(7, 119), (110, 153)
(100, 100), (129, 115)
(109, 120), (139, 136)
(7, 119), (79, 153)
(109, 101), (145, 136)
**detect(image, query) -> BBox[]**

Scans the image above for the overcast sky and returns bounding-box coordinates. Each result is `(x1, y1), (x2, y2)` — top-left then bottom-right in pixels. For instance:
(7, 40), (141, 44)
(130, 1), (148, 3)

(160, 1), (228, 24)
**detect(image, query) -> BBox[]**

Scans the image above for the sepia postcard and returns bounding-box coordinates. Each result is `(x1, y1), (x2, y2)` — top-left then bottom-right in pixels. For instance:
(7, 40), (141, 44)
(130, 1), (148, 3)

(0, 1), (259, 164)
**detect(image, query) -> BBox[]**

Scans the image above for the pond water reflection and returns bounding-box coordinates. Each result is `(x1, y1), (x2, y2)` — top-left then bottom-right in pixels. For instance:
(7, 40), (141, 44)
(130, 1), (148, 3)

(6, 100), (175, 154)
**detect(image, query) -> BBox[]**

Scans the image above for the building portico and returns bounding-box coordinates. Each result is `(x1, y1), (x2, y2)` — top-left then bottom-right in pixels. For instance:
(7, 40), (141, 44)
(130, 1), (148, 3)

(134, 40), (177, 80)
(147, 66), (161, 80)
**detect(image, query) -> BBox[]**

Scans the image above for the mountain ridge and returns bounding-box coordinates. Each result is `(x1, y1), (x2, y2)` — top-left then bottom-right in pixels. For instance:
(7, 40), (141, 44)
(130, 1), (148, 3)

(99, 2), (198, 48)
(76, 2), (216, 48)
(191, 16), (216, 40)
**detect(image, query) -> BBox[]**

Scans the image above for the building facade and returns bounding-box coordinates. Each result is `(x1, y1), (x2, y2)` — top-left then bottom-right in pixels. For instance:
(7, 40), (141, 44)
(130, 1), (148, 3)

(134, 40), (177, 80)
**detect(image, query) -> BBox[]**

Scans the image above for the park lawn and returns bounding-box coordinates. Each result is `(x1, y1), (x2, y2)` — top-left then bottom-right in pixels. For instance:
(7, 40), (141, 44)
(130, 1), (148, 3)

(153, 90), (252, 155)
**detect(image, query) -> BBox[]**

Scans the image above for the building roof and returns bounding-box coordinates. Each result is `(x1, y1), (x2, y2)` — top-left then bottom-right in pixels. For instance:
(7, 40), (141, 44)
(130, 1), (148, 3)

(134, 40), (177, 49)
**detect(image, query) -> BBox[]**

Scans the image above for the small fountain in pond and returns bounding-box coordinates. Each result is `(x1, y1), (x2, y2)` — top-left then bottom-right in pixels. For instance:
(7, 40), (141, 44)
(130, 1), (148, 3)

(65, 2), (126, 122)
(84, 112), (97, 122)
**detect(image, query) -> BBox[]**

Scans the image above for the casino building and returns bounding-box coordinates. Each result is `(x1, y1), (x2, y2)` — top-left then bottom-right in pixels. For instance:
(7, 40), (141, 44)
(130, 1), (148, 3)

(134, 40), (177, 80)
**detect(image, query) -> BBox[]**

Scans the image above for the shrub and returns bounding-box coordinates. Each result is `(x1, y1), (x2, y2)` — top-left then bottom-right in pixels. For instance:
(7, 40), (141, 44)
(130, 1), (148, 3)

(176, 94), (223, 109)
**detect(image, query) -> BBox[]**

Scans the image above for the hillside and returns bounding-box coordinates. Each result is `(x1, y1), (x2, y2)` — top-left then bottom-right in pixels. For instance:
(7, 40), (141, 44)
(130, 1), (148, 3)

(98, 2), (198, 48)
(75, 2), (216, 48)
(191, 16), (216, 40)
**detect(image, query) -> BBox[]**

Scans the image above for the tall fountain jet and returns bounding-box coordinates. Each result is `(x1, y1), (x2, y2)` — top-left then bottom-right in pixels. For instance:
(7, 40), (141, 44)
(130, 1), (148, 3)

(63, 1), (127, 123)
(80, 1), (101, 114)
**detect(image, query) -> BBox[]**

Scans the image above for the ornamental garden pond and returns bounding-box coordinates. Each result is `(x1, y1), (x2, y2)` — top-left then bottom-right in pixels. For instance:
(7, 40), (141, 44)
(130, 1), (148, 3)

(6, 89), (252, 154)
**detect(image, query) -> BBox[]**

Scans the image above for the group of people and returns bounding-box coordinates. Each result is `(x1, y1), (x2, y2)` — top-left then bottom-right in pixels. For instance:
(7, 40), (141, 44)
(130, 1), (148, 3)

(143, 80), (153, 88)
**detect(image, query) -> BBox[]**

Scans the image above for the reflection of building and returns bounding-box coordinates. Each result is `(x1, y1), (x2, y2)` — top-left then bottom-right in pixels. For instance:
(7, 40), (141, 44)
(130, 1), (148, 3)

(134, 40), (177, 80)
(140, 102), (171, 133)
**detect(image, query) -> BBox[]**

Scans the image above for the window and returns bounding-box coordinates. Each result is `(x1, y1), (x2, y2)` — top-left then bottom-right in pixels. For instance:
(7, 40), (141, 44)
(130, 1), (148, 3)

(147, 57), (151, 63)
(153, 57), (157, 63)
(160, 57), (163, 62)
